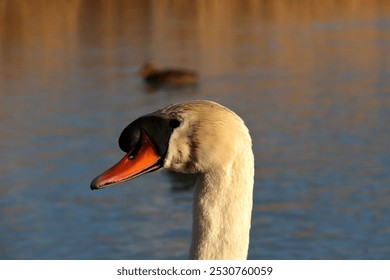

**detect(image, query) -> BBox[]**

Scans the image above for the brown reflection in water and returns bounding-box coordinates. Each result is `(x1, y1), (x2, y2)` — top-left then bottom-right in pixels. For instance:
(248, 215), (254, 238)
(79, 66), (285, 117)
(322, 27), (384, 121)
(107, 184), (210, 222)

(2, 0), (390, 75)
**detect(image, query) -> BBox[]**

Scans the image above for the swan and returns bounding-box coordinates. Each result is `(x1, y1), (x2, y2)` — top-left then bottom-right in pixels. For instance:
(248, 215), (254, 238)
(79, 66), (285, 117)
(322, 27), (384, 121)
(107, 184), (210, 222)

(90, 100), (254, 260)
(139, 61), (199, 87)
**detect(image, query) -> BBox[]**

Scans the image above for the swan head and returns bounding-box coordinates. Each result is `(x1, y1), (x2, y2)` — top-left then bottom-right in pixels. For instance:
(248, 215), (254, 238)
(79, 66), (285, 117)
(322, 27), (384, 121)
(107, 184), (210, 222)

(90, 100), (251, 189)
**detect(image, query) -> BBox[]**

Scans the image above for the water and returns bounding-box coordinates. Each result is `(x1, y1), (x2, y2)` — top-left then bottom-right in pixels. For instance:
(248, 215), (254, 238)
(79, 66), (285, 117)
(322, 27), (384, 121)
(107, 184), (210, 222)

(1, 0), (390, 259)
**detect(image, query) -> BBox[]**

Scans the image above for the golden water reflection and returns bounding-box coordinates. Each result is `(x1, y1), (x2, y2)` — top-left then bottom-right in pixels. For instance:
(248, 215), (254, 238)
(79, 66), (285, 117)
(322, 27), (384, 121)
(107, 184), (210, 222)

(2, 0), (390, 79)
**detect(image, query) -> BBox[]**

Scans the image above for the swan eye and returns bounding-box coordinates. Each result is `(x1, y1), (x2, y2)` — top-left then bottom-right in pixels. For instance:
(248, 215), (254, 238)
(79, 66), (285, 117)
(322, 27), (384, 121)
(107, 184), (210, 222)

(128, 130), (143, 160)
(169, 119), (181, 129)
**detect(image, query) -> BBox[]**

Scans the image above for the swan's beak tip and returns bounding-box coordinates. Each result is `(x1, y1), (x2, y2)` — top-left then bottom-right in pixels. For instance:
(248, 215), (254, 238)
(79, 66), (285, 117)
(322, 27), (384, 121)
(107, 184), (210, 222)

(90, 176), (103, 190)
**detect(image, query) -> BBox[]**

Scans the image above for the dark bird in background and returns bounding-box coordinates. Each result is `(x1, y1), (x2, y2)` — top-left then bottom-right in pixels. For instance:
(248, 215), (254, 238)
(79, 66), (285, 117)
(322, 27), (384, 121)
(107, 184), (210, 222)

(139, 61), (199, 88)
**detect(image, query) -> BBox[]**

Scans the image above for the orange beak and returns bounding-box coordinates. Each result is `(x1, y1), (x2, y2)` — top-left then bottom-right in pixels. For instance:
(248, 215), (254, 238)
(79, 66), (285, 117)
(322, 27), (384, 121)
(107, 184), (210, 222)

(90, 132), (162, 190)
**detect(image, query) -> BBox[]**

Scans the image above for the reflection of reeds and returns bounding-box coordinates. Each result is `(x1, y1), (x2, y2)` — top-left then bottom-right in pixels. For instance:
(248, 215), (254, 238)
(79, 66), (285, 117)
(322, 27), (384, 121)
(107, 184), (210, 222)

(2, 0), (389, 43)
(1, 0), (388, 55)
(1, 0), (389, 90)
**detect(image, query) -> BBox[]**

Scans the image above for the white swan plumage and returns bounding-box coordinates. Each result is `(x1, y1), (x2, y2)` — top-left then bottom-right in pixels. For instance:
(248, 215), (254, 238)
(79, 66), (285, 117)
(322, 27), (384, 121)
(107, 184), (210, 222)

(91, 100), (254, 260)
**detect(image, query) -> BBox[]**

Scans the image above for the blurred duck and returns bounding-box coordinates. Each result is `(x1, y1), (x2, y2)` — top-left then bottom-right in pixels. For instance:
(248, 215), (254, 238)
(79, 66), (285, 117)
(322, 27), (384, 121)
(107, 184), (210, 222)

(139, 61), (199, 87)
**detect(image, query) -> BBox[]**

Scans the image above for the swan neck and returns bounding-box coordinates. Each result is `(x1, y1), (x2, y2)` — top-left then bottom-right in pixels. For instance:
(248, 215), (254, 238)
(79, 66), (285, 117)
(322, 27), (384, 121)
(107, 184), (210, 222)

(189, 163), (253, 260)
